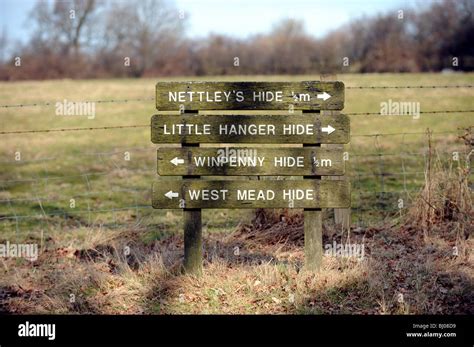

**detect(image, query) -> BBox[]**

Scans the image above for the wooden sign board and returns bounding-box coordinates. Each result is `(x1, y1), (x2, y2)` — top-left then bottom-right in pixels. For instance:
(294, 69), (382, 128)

(151, 114), (350, 144)
(157, 147), (345, 176)
(156, 81), (344, 111)
(152, 180), (350, 209)
(151, 80), (349, 273)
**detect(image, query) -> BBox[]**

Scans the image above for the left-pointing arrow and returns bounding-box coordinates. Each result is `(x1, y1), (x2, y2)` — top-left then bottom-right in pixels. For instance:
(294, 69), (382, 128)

(170, 157), (185, 166)
(165, 191), (179, 199)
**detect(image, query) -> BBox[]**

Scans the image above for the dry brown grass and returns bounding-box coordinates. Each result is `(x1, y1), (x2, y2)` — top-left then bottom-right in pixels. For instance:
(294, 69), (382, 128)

(1, 205), (471, 315)
(409, 128), (473, 240)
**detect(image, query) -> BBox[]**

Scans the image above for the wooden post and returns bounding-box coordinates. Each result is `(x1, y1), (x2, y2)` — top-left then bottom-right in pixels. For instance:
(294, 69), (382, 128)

(323, 110), (351, 232)
(183, 204), (202, 274)
(303, 190), (323, 271)
(182, 114), (202, 275)
(333, 163), (351, 231)
(303, 115), (322, 271)
(302, 75), (334, 272)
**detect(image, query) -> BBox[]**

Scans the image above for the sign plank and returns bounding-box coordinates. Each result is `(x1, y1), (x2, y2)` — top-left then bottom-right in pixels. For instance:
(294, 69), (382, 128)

(157, 147), (345, 176)
(151, 114), (350, 144)
(152, 180), (350, 209)
(156, 81), (344, 111)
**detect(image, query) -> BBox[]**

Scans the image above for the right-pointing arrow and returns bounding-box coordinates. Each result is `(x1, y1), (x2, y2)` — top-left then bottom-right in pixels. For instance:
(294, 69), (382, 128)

(321, 125), (335, 135)
(317, 92), (331, 101)
(164, 190), (179, 199)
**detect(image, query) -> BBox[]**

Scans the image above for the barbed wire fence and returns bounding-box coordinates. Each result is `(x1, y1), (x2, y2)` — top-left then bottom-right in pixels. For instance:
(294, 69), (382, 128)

(0, 84), (472, 237)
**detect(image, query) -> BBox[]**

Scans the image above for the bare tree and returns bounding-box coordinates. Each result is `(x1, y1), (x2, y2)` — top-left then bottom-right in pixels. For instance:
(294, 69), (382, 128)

(30, 0), (99, 56)
(2, 0), (473, 80)
(264, 19), (316, 74)
(100, 0), (186, 77)
(414, 0), (474, 71)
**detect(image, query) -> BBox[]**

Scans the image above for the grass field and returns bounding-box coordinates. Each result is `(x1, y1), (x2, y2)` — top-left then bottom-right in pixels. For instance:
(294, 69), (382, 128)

(0, 73), (472, 314)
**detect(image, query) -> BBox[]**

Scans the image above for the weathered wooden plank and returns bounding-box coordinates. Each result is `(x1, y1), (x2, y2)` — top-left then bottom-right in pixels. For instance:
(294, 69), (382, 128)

(157, 147), (345, 176)
(151, 114), (350, 144)
(156, 81), (344, 111)
(152, 180), (350, 209)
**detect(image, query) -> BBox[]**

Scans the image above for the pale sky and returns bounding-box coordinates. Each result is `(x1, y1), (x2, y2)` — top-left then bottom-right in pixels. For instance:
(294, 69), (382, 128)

(1, 0), (424, 44)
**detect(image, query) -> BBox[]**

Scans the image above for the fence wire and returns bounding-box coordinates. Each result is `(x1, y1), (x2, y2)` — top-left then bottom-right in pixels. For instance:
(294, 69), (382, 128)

(0, 132), (469, 233)
(0, 84), (472, 109)
(0, 111), (472, 135)
(0, 83), (472, 233)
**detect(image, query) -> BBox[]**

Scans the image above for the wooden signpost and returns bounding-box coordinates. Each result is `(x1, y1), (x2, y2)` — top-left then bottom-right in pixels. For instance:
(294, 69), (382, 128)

(151, 81), (350, 274)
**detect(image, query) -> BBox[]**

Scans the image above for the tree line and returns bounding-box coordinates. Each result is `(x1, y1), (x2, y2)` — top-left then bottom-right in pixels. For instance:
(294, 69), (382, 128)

(0, 0), (472, 80)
